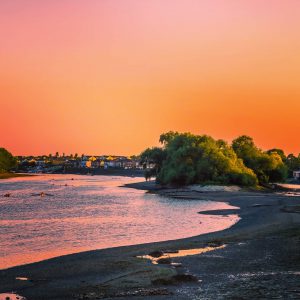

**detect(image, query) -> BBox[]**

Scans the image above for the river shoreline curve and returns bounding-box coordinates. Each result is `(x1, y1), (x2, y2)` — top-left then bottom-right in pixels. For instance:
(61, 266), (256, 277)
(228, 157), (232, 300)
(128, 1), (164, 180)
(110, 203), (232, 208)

(1, 181), (300, 299)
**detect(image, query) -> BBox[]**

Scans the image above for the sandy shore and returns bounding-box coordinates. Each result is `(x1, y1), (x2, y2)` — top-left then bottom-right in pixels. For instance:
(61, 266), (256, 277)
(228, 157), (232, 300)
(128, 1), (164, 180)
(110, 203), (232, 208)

(1, 182), (300, 299)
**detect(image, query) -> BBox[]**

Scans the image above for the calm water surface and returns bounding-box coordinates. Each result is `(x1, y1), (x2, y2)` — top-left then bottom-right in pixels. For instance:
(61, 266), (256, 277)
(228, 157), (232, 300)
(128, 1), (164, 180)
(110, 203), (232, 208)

(0, 174), (239, 269)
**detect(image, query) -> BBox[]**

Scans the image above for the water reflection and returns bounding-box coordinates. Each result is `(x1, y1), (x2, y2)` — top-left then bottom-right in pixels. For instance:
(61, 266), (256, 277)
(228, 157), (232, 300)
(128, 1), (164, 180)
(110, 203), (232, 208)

(0, 293), (26, 300)
(0, 175), (239, 269)
(138, 245), (226, 264)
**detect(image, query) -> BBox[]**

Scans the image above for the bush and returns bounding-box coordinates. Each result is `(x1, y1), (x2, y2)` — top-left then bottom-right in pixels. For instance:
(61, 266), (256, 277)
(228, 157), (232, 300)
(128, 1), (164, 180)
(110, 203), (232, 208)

(0, 148), (16, 173)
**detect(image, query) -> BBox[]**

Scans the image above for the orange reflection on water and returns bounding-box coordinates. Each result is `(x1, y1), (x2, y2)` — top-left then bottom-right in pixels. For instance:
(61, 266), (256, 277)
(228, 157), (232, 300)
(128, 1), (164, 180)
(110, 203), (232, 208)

(0, 175), (239, 269)
(0, 293), (26, 300)
(138, 245), (226, 264)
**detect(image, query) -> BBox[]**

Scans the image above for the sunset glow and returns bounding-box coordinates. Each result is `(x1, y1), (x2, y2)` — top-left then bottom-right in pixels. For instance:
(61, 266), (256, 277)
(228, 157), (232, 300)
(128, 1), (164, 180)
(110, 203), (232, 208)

(1, 0), (299, 155)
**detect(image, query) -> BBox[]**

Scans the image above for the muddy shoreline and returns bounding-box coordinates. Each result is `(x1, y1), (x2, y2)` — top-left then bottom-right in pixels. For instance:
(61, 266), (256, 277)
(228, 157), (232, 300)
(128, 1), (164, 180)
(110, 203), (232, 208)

(1, 182), (300, 299)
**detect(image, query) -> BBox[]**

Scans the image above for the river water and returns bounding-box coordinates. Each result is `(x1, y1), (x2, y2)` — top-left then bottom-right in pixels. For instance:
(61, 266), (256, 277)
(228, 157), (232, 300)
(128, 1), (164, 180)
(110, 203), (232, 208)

(0, 174), (239, 269)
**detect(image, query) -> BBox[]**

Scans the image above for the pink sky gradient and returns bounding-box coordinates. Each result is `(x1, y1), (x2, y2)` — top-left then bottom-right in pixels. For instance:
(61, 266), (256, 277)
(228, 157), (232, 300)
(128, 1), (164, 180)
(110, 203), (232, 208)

(1, 0), (300, 155)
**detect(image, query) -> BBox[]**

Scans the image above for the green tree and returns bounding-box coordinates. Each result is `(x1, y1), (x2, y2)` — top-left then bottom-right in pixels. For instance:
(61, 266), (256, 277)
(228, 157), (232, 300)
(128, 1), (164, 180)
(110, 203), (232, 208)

(285, 154), (300, 177)
(141, 132), (290, 187)
(156, 133), (257, 186)
(0, 148), (17, 172)
(140, 147), (166, 179)
(266, 148), (286, 162)
(265, 152), (288, 182)
(232, 136), (287, 183)
(159, 131), (179, 146)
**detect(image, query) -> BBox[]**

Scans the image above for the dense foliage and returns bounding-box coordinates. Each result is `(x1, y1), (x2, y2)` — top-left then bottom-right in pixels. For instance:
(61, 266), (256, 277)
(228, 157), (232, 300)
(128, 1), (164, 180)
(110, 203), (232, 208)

(232, 136), (288, 184)
(141, 132), (296, 186)
(0, 148), (17, 172)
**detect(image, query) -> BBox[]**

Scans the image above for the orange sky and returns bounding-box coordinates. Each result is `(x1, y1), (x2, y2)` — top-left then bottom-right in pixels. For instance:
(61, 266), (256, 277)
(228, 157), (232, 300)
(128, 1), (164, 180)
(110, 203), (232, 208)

(1, 0), (299, 156)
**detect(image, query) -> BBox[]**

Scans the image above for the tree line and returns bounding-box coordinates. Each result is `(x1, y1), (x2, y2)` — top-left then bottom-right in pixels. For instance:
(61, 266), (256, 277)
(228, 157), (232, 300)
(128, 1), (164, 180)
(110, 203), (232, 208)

(140, 132), (300, 186)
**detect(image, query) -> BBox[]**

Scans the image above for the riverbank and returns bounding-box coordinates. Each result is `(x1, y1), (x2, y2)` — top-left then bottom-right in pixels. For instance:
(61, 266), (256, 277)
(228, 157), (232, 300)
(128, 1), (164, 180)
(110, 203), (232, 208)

(0, 172), (32, 180)
(0, 184), (300, 299)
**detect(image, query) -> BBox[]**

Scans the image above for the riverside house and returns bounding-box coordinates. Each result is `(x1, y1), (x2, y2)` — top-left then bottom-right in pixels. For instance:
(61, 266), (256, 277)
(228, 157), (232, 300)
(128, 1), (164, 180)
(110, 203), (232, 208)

(17, 154), (141, 173)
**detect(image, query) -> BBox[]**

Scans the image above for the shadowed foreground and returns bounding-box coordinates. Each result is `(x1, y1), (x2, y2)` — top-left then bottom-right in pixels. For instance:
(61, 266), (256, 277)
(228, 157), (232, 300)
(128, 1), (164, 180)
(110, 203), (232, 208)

(1, 187), (300, 299)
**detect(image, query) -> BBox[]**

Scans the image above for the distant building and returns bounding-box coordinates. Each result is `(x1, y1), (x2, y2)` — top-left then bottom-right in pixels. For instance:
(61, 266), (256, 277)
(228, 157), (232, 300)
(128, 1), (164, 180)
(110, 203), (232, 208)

(293, 170), (300, 180)
(18, 154), (140, 172)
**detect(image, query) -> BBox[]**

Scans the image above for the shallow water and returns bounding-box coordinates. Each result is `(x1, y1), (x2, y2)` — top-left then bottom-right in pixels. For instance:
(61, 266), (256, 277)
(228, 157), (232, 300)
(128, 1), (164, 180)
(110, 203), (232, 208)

(278, 183), (300, 190)
(0, 293), (26, 300)
(276, 183), (300, 197)
(138, 245), (226, 264)
(0, 174), (239, 269)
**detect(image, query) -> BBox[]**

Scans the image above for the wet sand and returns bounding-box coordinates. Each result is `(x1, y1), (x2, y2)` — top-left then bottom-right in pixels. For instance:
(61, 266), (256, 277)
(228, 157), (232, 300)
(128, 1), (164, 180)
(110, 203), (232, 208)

(1, 183), (300, 299)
